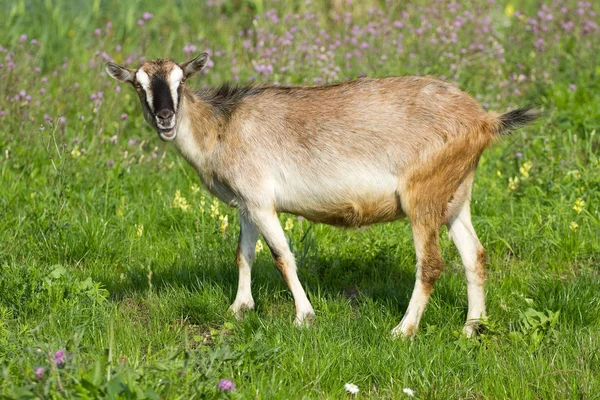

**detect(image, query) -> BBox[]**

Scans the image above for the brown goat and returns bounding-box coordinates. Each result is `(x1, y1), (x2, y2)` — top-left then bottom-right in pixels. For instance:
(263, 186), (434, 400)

(106, 53), (539, 337)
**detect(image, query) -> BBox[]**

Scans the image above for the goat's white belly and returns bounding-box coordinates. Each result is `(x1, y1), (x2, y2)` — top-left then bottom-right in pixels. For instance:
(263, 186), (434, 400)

(273, 166), (404, 227)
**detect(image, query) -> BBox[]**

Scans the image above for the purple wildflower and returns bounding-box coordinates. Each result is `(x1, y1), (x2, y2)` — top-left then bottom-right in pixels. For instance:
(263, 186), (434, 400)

(569, 84), (576, 91)
(516, 152), (523, 160)
(54, 350), (65, 367)
(534, 38), (545, 50)
(142, 12), (153, 20)
(217, 379), (236, 391)
(115, 86), (121, 93)
(59, 116), (66, 125)
(121, 113), (128, 120)
(34, 367), (44, 381)
(19, 34), (27, 43)
(184, 43), (197, 54)
(107, 160), (115, 167)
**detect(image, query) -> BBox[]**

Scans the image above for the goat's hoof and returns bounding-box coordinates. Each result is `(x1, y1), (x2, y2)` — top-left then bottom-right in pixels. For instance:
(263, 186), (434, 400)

(228, 300), (255, 320)
(391, 322), (418, 339)
(294, 309), (315, 328)
(462, 319), (484, 338)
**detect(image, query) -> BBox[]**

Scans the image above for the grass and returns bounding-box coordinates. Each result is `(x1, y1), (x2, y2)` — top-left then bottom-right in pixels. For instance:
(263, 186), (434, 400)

(1, 0), (599, 398)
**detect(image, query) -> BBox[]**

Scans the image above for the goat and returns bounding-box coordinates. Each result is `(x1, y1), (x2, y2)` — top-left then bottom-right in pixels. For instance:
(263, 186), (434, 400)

(106, 53), (539, 337)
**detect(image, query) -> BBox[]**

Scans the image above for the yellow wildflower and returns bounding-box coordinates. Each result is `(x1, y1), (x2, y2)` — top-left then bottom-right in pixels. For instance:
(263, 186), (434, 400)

(191, 184), (200, 194)
(116, 197), (126, 218)
(200, 194), (206, 213)
(519, 160), (532, 178)
(496, 170), (502, 177)
(172, 190), (190, 212)
(210, 198), (220, 217)
(136, 224), (144, 237)
(71, 146), (81, 158)
(255, 240), (264, 253)
(569, 221), (579, 231)
(504, 4), (514, 17)
(508, 176), (520, 191)
(284, 217), (294, 232)
(573, 198), (585, 214)
(219, 215), (228, 234)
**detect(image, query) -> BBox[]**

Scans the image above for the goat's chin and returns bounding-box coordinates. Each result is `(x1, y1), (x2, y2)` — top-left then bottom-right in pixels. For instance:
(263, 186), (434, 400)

(158, 129), (177, 142)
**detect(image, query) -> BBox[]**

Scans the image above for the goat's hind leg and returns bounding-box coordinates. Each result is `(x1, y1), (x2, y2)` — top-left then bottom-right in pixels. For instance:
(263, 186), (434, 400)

(392, 220), (445, 338)
(447, 200), (487, 337)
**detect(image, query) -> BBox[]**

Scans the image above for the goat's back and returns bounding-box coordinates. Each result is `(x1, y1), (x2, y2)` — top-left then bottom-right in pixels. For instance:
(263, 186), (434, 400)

(227, 76), (495, 170)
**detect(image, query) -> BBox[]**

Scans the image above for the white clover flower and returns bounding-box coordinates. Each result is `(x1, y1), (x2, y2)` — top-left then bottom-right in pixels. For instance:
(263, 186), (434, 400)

(344, 383), (359, 395)
(403, 387), (415, 397)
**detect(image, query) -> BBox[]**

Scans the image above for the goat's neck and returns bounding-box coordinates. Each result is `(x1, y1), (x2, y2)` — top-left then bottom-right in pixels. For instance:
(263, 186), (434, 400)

(172, 88), (220, 170)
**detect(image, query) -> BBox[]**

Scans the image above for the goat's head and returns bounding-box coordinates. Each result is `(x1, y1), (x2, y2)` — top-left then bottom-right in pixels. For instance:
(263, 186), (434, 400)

(105, 53), (209, 141)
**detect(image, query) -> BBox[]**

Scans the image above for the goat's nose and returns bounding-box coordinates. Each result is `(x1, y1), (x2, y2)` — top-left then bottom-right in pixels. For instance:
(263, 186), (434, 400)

(156, 109), (174, 121)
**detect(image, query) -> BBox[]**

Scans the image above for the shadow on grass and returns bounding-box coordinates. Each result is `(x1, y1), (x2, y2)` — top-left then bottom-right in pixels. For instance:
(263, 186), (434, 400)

(97, 239), (420, 321)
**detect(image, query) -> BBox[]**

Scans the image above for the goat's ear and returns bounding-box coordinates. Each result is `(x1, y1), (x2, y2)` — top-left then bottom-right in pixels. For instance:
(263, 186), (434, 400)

(105, 62), (135, 83)
(179, 53), (210, 79)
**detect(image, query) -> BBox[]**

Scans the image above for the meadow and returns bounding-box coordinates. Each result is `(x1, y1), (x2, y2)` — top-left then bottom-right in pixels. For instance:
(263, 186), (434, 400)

(0, 0), (599, 398)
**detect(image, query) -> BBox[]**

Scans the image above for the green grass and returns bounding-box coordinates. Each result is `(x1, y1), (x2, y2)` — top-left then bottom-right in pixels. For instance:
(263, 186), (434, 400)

(1, 0), (600, 398)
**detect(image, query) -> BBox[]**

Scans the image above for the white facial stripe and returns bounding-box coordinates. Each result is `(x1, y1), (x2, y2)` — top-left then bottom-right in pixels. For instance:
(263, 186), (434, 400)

(135, 68), (154, 111)
(168, 66), (183, 111)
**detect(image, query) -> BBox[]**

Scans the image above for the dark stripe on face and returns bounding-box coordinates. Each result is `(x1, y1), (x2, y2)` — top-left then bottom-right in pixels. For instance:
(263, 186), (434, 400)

(151, 75), (174, 112)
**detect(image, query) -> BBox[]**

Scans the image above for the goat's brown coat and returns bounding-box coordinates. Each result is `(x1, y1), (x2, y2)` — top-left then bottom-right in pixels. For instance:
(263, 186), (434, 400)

(106, 55), (539, 336)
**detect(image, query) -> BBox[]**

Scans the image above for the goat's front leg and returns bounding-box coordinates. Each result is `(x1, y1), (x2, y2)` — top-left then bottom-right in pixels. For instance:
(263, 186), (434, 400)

(249, 208), (315, 326)
(228, 212), (259, 318)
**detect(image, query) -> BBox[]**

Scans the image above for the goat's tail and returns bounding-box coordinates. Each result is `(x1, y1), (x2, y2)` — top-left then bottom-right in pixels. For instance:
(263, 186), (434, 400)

(493, 107), (542, 136)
